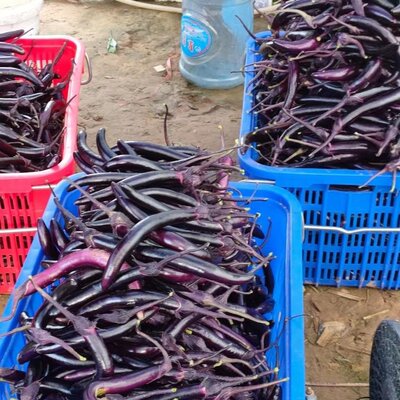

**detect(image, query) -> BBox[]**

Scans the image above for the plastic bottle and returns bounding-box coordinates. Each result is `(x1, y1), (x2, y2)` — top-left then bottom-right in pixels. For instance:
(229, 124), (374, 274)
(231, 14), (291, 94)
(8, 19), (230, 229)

(0, 0), (43, 36)
(254, 0), (272, 8)
(179, 0), (254, 89)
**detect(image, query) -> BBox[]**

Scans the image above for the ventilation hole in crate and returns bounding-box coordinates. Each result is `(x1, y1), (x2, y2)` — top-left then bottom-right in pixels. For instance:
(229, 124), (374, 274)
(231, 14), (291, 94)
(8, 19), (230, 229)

(380, 252), (386, 264)
(309, 210), (317, 224)
(305, 191), (310, 203)
(311, 251), (318, 263)
(0, 196), (4, 209)
(364, 270), (370, 281)
(341, 270), (348, 280)
(383, 192), (394, 207)
(310, 211), (319, 225)
(333, 252), (338, 264)
(308, 231), (314, 244)
(393, 270), (399, 282)
(307, 250), (316, 263)
(327, 212), (346, 227)
(311, 191), (317, 204)
(322, 252), (327, 263)
(386, 233), (392, 247)
(16, 196), (23, 209)
(6, 236), (11, 248)
(18, 255), (24, 267)
(387, 270), (392, 282)
(347, 270), (359, 281)
(377, 270), (383, 281)
(372, 213), (379, 228)
(357, 252), (363, 264)
(25, 236), (32, 249)
(303, 210), (309, 224)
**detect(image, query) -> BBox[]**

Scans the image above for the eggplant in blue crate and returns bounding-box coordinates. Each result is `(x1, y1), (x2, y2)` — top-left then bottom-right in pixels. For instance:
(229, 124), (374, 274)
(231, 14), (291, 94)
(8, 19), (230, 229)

(0, 132), (287, 400)
(242, 0), (400, 186)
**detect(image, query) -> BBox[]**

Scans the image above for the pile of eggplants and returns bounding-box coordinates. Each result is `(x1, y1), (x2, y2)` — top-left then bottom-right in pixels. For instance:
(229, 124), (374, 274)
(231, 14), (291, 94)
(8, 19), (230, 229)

(243, 0), (400, 175)
(0, 29), (71, 173)
(0, 130), (283, 400)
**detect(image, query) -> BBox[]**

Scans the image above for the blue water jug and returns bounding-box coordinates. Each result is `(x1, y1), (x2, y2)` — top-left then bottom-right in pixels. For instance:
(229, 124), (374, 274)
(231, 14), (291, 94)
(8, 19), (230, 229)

(179, 0), (254, 89)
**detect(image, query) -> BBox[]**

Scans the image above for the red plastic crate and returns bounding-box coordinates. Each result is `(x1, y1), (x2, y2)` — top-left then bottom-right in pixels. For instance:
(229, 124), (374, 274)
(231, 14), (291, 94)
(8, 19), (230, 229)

(0, 36), (85, 293)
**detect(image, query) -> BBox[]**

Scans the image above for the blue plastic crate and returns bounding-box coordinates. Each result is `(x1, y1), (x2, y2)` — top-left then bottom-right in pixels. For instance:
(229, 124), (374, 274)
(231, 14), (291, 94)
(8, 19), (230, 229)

(239, 32), (400, 290)
(0, 175), (305, 400)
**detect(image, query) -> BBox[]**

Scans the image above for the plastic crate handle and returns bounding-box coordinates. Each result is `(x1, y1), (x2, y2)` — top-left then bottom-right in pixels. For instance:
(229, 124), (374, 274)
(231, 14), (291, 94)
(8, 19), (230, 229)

(305, 225), (400, 235)
(81, 52), (92, 85)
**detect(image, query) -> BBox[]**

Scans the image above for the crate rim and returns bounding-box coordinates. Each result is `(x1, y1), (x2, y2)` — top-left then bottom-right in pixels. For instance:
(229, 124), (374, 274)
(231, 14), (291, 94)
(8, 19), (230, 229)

(0, 35), (85, 188)
(239, 31), (400, 188)
(232, 179), (306, 400)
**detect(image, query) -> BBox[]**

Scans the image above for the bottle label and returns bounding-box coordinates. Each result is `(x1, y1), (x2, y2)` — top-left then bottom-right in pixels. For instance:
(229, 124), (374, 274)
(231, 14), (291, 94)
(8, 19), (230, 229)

(181, 15), (212, 58)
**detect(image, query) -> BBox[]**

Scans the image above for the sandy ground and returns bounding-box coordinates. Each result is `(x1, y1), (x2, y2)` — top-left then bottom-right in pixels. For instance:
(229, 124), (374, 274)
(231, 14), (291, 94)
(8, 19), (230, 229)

(41, 0), (247, 152)
(1, 1), (399, 399)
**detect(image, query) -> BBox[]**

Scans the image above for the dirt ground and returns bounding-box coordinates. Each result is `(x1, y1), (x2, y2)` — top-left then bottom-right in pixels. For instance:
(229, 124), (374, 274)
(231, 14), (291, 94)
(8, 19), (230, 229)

(1, 1), (400, 399)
